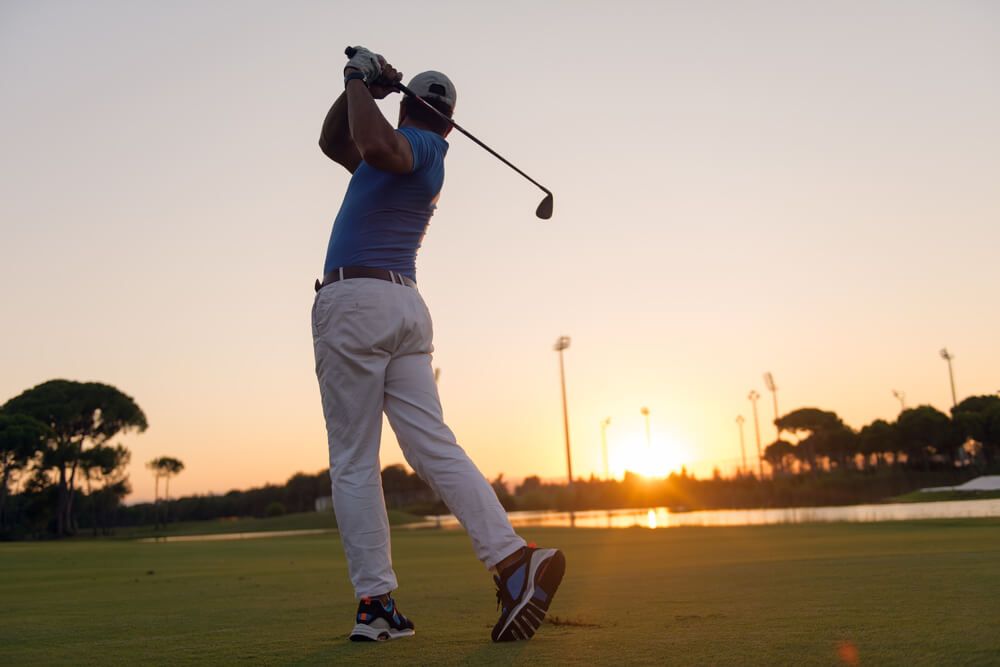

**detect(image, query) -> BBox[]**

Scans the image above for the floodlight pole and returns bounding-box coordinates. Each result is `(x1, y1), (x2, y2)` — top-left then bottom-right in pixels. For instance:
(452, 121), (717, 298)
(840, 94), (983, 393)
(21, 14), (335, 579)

(892, 389), (906, 412)
(600, 417), (612, 481)
(640, 406), (651, 449)
(940, 348), (957, 408)
(555, 337), (573, 485)
(736, 415), (747, 475)
(764, 372), (780, 442)
(748, 390), (764, 479)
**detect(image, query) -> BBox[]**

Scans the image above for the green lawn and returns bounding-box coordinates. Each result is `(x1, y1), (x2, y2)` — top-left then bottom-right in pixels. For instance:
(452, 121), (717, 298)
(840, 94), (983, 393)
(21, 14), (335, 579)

(3, 520), (999, 665)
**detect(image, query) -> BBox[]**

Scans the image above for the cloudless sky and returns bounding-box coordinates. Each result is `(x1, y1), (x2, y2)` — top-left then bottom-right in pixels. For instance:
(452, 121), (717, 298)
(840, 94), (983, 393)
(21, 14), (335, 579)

(2, 0), (998, 502)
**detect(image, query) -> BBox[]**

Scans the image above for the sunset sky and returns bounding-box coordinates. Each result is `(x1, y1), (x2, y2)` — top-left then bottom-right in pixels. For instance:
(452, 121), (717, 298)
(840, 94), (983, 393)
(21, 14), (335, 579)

(2, 1), (998, 502)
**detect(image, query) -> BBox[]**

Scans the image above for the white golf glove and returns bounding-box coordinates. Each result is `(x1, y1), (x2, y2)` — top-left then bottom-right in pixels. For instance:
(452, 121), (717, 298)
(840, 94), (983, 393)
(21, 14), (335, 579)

(344, 46), (383, 83)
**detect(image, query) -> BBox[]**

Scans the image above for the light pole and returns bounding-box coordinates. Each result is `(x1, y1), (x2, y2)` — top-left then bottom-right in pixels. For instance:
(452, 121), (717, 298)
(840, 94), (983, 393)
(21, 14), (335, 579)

(892, 389), (906, 412)
(555, 336), (573, 485)
(600, 417), (612, 480)
(940, 348), (957, 408)
(748, 390), (764, 479)
(763, 372), (780, 442)
(640, 407), (651, 449)
(735, 415), (747, 475)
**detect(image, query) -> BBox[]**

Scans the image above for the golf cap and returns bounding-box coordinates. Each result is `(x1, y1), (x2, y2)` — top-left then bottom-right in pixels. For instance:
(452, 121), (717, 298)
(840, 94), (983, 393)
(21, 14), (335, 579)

(407, 71), (456, 111)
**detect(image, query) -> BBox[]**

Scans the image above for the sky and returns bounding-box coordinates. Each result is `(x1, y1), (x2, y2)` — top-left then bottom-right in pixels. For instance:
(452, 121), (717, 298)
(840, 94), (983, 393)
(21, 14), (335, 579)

(2, 0), (998, 503)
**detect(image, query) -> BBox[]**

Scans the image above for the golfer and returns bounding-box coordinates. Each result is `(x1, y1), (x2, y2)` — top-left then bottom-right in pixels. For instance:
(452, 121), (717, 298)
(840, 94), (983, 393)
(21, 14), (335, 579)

(312, 46), (565, 642)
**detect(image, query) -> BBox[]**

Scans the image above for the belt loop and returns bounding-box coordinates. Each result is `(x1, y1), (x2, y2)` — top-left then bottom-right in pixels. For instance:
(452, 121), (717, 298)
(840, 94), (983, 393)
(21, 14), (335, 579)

(338, 267), (344, 282)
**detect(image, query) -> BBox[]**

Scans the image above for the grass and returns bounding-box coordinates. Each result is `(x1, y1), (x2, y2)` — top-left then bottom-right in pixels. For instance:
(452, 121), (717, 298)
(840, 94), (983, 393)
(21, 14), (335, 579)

(103, 510), (422, 540)
(3, 520), (1000, 665)
(890, 490), (1000, 503)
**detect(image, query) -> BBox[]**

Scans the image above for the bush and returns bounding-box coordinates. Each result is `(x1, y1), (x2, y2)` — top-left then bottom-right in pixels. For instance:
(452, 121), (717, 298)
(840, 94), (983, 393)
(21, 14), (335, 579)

(264, 501), (286, 517)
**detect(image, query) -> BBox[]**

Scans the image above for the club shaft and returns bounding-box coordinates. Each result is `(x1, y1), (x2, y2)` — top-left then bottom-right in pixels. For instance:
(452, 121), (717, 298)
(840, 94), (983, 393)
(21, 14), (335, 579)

(395, 83), (551, 197)
(344, 47), (550, 200)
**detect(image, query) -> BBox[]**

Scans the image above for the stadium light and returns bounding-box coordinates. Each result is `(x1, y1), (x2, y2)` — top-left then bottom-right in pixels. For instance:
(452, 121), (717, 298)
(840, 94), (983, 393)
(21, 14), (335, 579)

(554, 336), (573, 486)
(735, 415), (747, 475)
(600, 417), (612, 481)
(748, 390), (764, 479)
(940, 348), (958, 408)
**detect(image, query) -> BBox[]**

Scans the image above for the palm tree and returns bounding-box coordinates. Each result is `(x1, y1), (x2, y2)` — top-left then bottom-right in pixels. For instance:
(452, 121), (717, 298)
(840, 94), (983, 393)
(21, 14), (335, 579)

(159, 457), (184, 502)
(146, 459), (162, 505)
(147, 456), (185, 524)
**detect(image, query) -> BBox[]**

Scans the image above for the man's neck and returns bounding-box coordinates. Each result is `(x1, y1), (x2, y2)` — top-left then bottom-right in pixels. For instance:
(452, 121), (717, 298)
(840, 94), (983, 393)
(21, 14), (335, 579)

(400, 119), (442, 135)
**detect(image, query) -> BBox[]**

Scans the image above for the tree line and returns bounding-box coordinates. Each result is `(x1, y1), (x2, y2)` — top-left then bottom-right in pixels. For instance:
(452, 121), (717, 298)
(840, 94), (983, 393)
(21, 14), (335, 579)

(762, 396), (1000, 475)
(5, 380), (997, 539)
(114, 464), (441, 527)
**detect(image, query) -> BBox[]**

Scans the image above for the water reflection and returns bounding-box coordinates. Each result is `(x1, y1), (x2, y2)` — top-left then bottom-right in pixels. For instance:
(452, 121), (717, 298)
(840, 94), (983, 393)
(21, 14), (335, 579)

(409, 498), (1000, 531)
(137, 499), (1000, 543)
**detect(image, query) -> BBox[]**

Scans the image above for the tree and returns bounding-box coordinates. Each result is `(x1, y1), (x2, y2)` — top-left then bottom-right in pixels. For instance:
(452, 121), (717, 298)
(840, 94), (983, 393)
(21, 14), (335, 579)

(380, 464), (435, 509)
(2, 380), (147, 536)
(147, 456), (184, 524)
(516, 476), (543, 495)
(81, 444), (131, 535)
(147, 459), (162, 505)
(284, 471), (328, 513)
(491, 473), (515, 510)
(815, 427), (861, 469)
(0, 413), (50, 532)
(776, 408), (846, 471)
(896, 406), (964, 469)
(763, 440), (797, 475)
(952, 395), (1000, 467)
(858, 419), (899, 467)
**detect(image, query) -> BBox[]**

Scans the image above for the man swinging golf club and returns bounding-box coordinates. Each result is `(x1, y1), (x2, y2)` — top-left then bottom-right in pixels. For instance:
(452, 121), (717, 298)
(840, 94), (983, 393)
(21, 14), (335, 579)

(312, 45), (565, 642)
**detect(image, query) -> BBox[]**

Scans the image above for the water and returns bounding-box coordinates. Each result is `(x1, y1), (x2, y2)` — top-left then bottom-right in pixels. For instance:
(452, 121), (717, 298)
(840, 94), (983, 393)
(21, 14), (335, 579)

(136, 499), (1000, 542)
(407, 498), (1000, 531)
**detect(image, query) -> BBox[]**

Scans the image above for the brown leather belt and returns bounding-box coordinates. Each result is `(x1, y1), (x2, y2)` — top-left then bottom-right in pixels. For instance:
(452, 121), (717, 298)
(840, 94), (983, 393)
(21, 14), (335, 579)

(314, 266), (417, 292)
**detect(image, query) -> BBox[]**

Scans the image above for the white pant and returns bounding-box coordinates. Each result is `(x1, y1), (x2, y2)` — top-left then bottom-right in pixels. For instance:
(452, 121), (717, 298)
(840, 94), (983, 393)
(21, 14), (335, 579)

(312, 277), (525, 598)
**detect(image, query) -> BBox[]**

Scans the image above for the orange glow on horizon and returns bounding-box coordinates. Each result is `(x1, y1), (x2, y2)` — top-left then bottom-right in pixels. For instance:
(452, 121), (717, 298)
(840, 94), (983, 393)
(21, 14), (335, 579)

(608, 429), (692, 480)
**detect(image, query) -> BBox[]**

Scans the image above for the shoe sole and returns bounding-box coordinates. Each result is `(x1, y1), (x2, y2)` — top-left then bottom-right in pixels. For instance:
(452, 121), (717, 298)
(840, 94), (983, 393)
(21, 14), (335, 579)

(493, 548), (566, 642)
(348, 623), (415, 642)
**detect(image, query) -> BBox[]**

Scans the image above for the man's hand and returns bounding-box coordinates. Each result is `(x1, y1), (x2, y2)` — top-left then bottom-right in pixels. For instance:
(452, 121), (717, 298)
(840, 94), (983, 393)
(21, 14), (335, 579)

(368, 64), (403, 99)
(344, 46), (383, 83)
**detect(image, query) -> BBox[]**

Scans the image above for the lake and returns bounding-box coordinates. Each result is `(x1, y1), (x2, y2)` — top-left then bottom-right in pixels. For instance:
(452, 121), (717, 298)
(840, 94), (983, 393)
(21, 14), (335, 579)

(138, 498), (1000, 542)
(410, 498), (1000, 530)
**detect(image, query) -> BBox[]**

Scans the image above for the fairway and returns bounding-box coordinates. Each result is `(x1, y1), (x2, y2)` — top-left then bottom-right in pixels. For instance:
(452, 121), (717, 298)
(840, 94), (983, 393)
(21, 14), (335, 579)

(3, 520), (999, 665)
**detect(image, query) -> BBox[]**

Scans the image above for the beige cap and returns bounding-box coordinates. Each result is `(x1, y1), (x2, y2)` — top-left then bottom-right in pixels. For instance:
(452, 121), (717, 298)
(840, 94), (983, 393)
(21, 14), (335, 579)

(406, 70), (456, 110)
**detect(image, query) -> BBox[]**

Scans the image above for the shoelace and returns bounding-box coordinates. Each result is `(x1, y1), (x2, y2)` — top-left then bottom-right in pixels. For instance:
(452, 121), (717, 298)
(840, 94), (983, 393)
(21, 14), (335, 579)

(494, 575), (504, 611)
(494, 546), (532, 612)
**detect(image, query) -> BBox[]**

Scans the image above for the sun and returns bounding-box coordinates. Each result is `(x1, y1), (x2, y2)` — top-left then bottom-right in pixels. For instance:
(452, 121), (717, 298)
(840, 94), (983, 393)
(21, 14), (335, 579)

(610, 434), (689, 480)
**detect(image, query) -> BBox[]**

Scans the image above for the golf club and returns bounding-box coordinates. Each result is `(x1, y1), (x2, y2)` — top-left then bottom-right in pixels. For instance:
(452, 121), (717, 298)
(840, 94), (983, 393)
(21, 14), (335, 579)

(345, 47), (553, 220)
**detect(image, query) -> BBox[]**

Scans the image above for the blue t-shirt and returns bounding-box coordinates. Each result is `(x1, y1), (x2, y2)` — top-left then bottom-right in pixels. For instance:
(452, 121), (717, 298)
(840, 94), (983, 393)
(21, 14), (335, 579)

(323, 127), (448, 281)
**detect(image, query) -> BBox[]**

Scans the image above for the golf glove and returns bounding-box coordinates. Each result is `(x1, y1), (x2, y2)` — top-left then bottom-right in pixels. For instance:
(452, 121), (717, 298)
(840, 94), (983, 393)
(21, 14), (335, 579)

(344, 46), (383, 83)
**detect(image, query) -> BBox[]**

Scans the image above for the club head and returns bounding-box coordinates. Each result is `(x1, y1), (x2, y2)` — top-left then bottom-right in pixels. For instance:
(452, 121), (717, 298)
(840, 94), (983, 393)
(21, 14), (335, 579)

(536, 193), (553, 220)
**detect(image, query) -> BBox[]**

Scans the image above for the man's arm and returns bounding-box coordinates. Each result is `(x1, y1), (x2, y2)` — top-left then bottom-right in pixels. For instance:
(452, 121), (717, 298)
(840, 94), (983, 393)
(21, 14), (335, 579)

(319, 92), (362, 173)
(344, 65), (413, 175)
